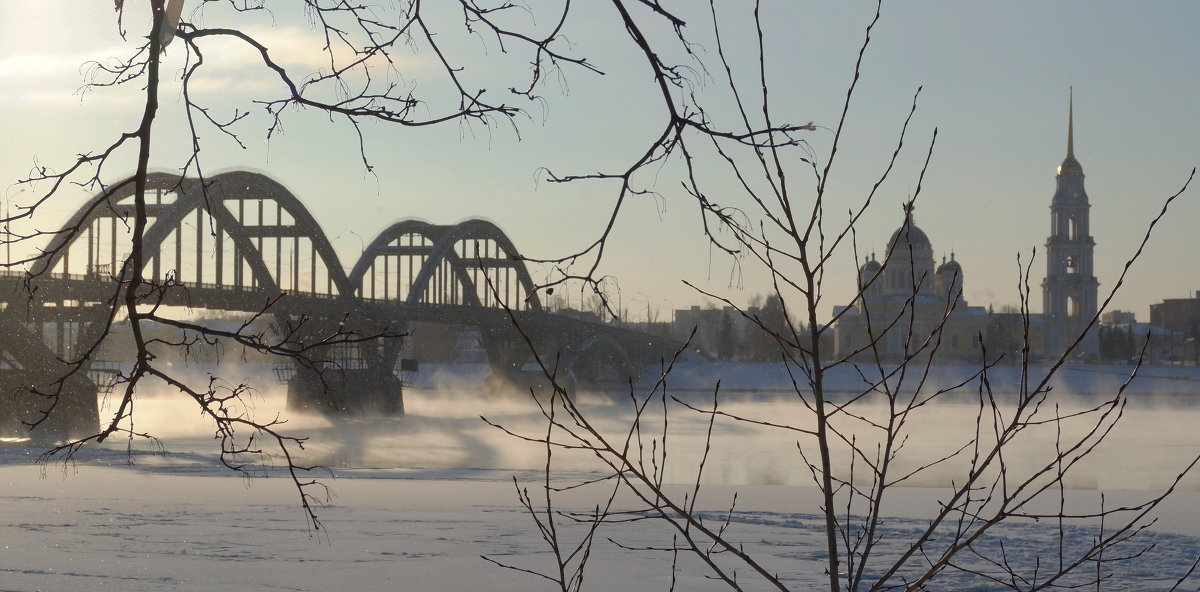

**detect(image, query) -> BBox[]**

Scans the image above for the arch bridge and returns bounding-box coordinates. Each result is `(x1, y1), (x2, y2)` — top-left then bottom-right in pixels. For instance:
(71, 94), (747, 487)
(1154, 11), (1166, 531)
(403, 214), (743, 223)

(0, 171), (680, 441)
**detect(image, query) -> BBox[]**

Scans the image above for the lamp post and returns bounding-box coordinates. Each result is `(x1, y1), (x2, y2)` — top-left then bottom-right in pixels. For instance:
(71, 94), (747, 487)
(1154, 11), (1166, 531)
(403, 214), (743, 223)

(3, 189), (29, 269)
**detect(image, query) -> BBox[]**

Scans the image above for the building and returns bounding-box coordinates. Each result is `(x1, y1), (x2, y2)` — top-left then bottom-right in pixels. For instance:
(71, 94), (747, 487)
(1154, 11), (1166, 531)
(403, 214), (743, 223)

(673, 305), (741, 358)
(1149, 293), (1200, 336)
(1101, 310), (1137, 326)
(1042, 89), (1100, 358)
(1148, 293), (1200, 364)
(832, 91), (1105, 363)
(832, 204), (989, 361)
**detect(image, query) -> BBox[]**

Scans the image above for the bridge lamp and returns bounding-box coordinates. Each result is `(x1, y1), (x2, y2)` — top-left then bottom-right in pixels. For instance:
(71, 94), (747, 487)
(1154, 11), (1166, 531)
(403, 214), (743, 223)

(349, 231), (366, 255)
(4, 189), (24, 267)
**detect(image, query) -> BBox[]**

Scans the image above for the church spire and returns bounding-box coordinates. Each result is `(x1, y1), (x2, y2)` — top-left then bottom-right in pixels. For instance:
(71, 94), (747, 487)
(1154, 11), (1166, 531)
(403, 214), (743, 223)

(1067, 86), (1074, 160)
(1058, 88), (1084, 176)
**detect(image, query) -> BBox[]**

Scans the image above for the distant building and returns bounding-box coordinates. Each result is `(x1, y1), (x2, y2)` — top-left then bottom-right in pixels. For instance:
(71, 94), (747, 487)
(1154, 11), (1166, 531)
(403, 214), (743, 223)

(1042, 89), (1100, 358)
(1148, 292), (1200, 364)
(673, 305), (732, 356)
(1149, 293), (1200, 336)
(832, 204), (989, 362)
(669, 302), (834, 361)
(981, 306), (1048, 363)
(1101, 310), (1137, 326)
(672, 305), (754, 360)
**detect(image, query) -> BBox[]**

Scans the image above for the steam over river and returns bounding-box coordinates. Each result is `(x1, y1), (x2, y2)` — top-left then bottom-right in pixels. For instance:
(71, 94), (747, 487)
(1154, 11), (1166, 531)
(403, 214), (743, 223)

(126, 361), (1200, 493)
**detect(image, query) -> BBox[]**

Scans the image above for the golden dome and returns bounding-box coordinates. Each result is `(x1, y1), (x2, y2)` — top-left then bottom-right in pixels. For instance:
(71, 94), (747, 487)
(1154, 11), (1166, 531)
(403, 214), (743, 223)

(1058, 155), (1083, 176)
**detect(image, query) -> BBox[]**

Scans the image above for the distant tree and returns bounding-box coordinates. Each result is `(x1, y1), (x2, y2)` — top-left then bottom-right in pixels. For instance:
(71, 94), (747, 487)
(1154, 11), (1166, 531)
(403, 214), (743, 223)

(716, 310), (737, 361)
(1099, 324), (1136, 362)
(743, 293), (790, 361)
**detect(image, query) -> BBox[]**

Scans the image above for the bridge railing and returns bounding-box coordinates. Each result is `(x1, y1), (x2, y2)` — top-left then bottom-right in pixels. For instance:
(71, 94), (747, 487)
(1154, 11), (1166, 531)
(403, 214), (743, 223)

(0, 270), (547, 314)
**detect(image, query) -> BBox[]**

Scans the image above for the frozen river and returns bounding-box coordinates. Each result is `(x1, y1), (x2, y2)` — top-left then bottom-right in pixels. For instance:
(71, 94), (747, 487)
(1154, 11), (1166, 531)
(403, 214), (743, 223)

(4, 361), (1200, 590)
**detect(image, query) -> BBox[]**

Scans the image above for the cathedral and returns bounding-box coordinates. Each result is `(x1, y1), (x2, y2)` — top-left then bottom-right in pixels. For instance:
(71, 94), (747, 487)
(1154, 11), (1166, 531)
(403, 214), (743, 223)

(830, 204), (989, 362)
(833, 91), (1099, 362)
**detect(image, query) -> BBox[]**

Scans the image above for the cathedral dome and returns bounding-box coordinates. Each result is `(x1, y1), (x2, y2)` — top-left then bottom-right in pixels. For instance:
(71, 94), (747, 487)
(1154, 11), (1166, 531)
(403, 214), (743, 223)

(858, 255), (883, 299)
(888, 219), (931, 250)
(937, 257), (962, 276)
(935, 254), (965, 301)
(888, 202), (931, 250)
(859, 258), (882, 276)
(1058, 155), (1084, 177)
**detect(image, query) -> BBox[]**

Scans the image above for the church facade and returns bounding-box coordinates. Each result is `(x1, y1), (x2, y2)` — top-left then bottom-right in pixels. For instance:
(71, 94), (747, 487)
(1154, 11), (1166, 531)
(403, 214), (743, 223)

(831, 206), (990, 362)
(832, 92), (1098, 362)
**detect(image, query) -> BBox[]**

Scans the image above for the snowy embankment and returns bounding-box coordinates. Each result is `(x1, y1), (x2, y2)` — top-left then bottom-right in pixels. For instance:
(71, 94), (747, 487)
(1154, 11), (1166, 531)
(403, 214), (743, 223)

(3, 361), (1200, 590)
(638, 360), (1200, 397)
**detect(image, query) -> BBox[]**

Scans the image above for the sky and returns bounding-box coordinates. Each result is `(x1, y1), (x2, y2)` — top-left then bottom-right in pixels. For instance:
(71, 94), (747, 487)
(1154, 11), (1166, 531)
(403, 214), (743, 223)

(0, 1), (1197, 323)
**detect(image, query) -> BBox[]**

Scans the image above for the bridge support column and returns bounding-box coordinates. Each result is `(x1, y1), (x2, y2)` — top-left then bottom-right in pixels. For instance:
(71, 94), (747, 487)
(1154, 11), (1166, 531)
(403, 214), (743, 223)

(0, 311), (101, 445)
(286, 364), (404, 416)
(281, 321), (408, 417)
(0, 370), (100, 445)
(478, 324), (580, 399)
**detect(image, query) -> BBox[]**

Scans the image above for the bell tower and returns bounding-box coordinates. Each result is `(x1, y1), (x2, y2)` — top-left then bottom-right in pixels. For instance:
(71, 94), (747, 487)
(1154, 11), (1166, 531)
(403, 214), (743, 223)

(1042, 88), (1099, 358)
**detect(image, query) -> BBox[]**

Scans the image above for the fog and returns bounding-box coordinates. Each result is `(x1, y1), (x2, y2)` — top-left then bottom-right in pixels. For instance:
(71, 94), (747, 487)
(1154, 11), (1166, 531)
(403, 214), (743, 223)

(117, 362), (1200, 493)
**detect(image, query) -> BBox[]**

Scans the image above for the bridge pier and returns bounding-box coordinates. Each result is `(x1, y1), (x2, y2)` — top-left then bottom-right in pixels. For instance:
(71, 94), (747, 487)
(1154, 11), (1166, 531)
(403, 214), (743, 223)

(0, 372), (98, 445)
(0, 311), (100, 445)
(286, 365), (404, 417)
(478, 324), (568, 399)
(281, 314), (408, 417)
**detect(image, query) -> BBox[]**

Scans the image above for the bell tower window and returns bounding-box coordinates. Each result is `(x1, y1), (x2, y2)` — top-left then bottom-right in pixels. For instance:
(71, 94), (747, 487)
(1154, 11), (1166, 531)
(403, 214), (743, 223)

(1068, 217), (1079, 241)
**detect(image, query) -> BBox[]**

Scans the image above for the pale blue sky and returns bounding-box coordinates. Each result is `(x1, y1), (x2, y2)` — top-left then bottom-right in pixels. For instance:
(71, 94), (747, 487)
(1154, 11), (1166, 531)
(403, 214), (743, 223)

(1, 1), (1197, 322)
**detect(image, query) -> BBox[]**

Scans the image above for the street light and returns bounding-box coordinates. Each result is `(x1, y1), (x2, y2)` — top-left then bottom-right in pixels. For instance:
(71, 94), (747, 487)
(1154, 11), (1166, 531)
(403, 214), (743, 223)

(4, 188), (26, 268)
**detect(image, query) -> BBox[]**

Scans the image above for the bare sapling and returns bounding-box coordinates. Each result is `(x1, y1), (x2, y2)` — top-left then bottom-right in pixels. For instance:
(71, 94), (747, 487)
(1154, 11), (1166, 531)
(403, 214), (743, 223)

(485, 1), (1199, 590)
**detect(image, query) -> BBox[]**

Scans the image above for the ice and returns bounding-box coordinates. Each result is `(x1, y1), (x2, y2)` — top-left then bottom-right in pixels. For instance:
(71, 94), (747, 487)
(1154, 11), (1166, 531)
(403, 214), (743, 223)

(3, 361), (1200, 590)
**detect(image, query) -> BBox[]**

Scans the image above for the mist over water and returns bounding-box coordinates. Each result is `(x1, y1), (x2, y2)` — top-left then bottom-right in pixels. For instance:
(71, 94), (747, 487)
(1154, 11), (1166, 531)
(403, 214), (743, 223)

(121, 362), (1200, 493)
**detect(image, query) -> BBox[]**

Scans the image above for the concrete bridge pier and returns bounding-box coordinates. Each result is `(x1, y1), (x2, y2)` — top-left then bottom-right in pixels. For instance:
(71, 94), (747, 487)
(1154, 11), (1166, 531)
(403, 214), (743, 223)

(286, 365), (404, 416)
(0, 372), (99, 446)
(0, 312), (100, 444)
(476, 323), (645, 398)
(282, 315), (407, 417)
(477, 324), (572, 399)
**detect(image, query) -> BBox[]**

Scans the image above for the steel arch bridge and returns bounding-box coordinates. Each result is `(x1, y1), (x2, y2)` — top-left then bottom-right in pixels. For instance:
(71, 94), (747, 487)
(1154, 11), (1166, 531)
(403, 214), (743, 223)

(0, 171), (679, 440)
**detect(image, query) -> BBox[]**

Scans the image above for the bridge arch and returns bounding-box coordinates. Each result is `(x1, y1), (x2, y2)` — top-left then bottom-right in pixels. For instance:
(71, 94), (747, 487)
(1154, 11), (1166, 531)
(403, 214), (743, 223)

(348, 219), (452, 302)
(33, 172), (189, 277)
(349, 218), (542, 312)
(39, 170), (351, 300)
(139, 170), (352, 297)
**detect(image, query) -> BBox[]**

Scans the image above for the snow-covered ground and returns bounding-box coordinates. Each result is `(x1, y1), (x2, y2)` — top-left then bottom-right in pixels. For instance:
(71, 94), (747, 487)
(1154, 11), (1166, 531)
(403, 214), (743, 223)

(4, 361), (1200, 591)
